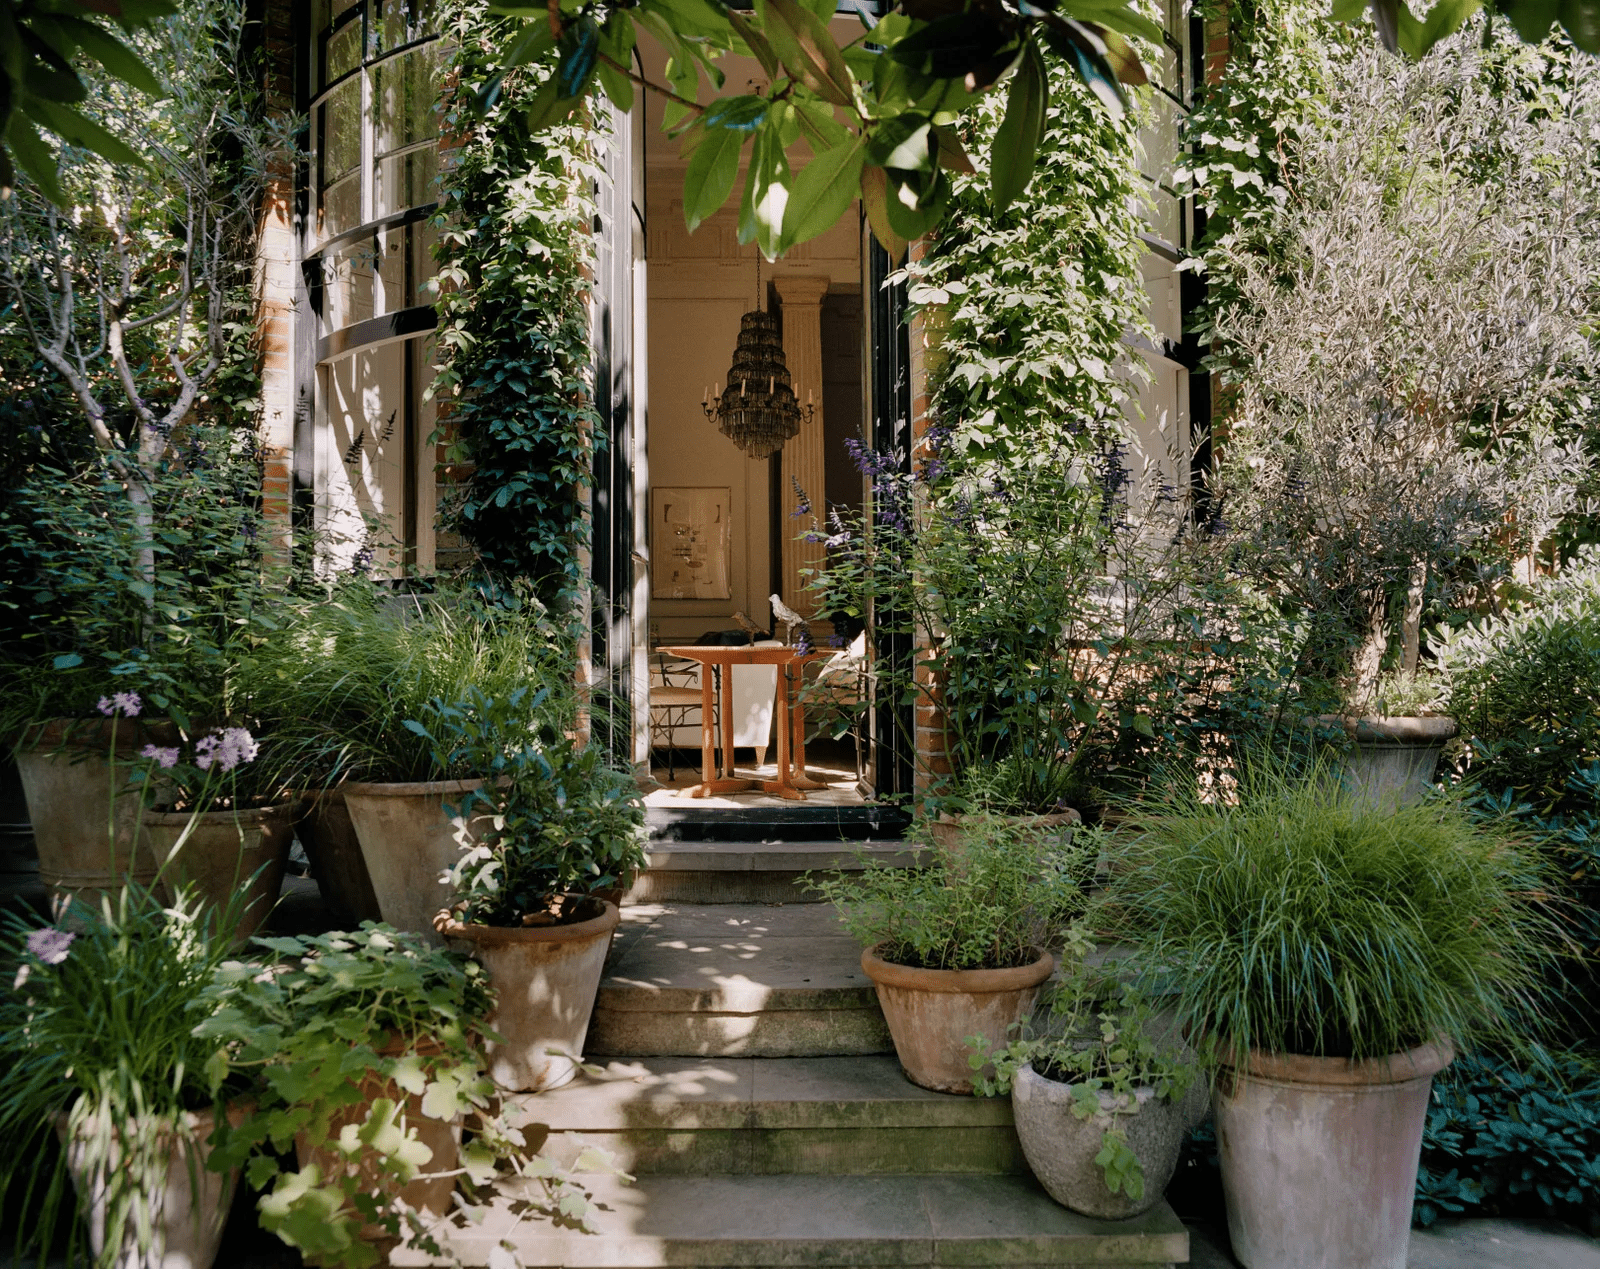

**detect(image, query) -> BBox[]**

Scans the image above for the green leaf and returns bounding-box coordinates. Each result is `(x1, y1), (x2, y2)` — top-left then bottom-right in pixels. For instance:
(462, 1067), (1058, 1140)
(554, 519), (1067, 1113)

(1330, 0), (1367, 19)
(1414, 0), (1479, 49)
(60, 18), (161, 94)
(27, 98), (143, 167)
(1040, 19), (1124, 117)
(866, 114), (934, 171)
(738, 122), (791, 258)
(990, 41), (1046, 212)
(597, 58), (634, 112)
(759, 0), (856, 107)
(782, 130), (866, 248)
(860, 164), (908, 260)
(52, 652), (84, 669)
(1502, 0), (1559, 41)
(683, 120), (743, 232)
(501, 20), (556, 71)
(1559, 0), (1600, 49)
(6, 113), (66, 204)
(726, 6), (780, 80)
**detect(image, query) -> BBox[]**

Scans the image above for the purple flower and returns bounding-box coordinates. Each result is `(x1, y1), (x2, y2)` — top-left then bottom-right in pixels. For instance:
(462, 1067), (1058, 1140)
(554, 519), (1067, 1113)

(26, 928), (75, 966)
(96, 692), (142, 718)
(195, 727), (258, 772)
(141, 744), (180, 769)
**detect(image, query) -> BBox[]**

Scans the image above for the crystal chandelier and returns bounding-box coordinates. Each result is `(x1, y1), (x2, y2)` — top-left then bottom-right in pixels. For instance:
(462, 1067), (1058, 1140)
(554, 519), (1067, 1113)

(703, 261), (814, 460)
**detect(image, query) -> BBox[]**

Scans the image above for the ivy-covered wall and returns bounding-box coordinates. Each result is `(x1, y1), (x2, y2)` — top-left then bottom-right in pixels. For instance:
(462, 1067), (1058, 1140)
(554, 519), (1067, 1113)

(431, 4), (600, 618)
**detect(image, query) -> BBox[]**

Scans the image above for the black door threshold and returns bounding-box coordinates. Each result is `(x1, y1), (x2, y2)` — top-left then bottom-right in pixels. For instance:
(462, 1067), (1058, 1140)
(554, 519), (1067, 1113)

(645, 804), (912, 842)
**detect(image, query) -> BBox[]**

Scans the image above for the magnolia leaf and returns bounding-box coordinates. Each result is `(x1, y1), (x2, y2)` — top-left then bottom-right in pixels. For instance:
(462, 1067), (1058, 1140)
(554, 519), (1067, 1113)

(1369, 0), (1401, 51)
(8, 114), (68, 205)
(866, 114), (934, 171)
(932, 124), (976, 173)
(1041, 17), (1125, 117)
(26, 98), (142, 167)
(758, 0), (856, 107)
(725, 6), (780, 79)
(682, 120), (743, 233)
(1098, 27), (1146, 87)
(782, 130), (866, 248)
(556, 17), (599, 97)
(59, 18), (161, 93)
(990, 41), (1047, 212)
(860, 164), (909, 259)
(1502, 0), (1559, 41)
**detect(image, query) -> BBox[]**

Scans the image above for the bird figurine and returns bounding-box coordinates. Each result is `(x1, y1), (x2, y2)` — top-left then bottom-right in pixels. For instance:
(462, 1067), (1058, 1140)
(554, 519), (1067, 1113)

(770, 594), (805, 646)
(731, 609), (765, 638)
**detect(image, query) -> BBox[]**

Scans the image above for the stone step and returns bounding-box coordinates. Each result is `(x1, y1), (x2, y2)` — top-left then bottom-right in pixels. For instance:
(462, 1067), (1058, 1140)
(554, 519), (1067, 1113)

(510, 1055), (1024, 1176)
(626, 840), (922, 905)
(646, 804), (912, 843)
(590, 904), (891, 1059)
(391, 1174), (1190, 1268)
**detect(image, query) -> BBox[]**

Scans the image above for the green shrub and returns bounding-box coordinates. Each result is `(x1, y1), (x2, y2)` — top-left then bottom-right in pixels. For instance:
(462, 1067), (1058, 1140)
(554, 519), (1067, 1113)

(1100, 763), (1559, 1060)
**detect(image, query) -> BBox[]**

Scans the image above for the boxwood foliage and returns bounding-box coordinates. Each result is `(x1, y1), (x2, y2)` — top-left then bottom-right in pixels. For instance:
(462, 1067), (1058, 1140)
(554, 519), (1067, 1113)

(431, 1), (600, 619)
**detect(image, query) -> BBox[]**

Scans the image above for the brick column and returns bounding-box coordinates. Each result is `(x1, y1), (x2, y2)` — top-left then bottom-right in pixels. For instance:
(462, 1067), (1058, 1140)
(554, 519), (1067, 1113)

(775, 274), (831, 619)
(257, 0), (298, 568)
(1205, 12), (1230, 86)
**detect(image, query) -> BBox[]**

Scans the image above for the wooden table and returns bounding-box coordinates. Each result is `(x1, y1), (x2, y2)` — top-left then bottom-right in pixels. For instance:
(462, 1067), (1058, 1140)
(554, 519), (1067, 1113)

(660, 645), (833, 800)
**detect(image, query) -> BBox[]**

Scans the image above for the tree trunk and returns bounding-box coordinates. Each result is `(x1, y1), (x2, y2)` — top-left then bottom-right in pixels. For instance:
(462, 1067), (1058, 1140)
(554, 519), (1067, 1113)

(1349, 594), (1389, 711)
(1400, 561), (1426, 674)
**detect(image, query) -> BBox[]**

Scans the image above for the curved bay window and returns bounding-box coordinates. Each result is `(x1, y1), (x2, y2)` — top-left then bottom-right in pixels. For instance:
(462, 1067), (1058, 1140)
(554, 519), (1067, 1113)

(305, 0), (443, 574)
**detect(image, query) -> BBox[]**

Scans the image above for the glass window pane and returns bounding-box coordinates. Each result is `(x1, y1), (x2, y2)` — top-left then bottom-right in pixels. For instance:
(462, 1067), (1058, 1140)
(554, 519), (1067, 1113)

(320, 236), (379, 332)
(323, 18), (360, 85)
(412, 215), (440, 303)
(380, 225), (408, 311)
(376, 0), (434, 54)
(320, 173), (361, 242)
(373, 44), (440, 158)
(374, 144), (438, 220)
(323, 342), (409, 575)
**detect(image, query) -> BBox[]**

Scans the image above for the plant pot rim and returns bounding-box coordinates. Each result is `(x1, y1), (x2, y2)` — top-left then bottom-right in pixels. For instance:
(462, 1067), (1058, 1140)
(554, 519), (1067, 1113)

(1311, 714), (1458, 744)
(1017, 1061), (1160, 1106)
(22, 717), (181, 752)
(1220, 1036), (1455, 1088)
(932, 809), (1082, 826)
(435, 896), (620, 945)
(861, 944), (1054, 993)
(143, 802), (296, 825)
(342, 778), (485, 797)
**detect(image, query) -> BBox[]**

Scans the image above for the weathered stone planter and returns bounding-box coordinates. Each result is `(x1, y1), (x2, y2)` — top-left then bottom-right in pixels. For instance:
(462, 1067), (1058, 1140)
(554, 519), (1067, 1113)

(17, 719), (169, 914)
(58, 1102), (242, 1269)
(1012, 1062), (1188, 1220)
(861, 945), (1054, 1094)
(342, 780), (485, 942)
(294, 788), (383, 926)
(1320, 715), (1458, 809)
(437, 897), (619, 1092)
(927, 810), (1082, 859)
(142, 803), (294, 943)
(1215, 1038), (1455, 1269)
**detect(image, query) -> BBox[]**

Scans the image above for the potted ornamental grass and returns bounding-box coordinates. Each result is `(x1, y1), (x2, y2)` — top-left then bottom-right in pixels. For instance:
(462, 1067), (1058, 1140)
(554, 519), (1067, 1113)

(0, 883), (252, 1269)
(810, 813), (1087, 1093)
(196, 924), (625, 1267)
(1101, 761), (1558, 1269)
(244, 583), (568, 937)
(413, 686), (646, 1093)
(970, 964), (1206, 1220)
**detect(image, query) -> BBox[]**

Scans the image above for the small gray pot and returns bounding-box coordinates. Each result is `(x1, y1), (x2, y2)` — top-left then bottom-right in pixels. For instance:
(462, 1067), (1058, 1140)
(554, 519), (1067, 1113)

(1011, 1063), (1190, 1219)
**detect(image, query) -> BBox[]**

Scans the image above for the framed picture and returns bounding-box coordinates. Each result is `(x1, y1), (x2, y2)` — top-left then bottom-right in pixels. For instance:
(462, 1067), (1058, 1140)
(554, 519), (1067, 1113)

(651, 487), (732, 600)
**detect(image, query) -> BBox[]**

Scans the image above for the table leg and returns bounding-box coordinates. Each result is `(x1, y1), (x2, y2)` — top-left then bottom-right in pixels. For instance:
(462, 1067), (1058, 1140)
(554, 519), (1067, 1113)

(787, 672), (828, 791)
(719, 664), (735, 779)
(695, 663), (715, 797)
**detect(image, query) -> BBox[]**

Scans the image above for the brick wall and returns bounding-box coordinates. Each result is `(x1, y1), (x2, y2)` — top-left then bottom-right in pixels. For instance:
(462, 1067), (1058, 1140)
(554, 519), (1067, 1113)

(257, 0), (298, 564)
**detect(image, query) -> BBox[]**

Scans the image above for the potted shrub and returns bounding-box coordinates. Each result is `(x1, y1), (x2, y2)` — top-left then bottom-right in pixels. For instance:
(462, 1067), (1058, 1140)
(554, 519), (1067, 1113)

(970, 965), (1206, 1219)
(811, 813), (1086, 1093)
(1318, 668), (1456, 808)
(246, 584), (568, 939)
(0, 883), (252, 1269)
(412, 686), (645, 1092)
(1101, 764), (1557, 1269)
(196, 923), (625, 1266)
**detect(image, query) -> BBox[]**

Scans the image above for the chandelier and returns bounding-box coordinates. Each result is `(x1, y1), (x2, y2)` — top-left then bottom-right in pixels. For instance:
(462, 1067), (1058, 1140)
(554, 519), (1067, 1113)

(702, 310), (812, 460)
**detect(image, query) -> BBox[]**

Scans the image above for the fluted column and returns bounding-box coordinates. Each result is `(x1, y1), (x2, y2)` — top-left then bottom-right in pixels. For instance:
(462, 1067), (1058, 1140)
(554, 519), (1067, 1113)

(775, 275), (830, 619)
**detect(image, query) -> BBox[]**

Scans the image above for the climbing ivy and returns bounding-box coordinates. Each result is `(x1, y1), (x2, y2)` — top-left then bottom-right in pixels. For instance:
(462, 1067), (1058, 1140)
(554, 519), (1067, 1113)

(431, 3), (600, 618)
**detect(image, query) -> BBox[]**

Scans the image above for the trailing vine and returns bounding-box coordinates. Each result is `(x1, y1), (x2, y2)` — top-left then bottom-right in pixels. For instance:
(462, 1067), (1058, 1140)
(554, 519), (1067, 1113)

(431, 2), (599, 618)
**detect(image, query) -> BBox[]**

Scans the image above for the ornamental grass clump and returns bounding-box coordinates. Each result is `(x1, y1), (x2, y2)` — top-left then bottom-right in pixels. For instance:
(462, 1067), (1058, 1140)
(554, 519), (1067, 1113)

(1100, 764), (1559, 1061)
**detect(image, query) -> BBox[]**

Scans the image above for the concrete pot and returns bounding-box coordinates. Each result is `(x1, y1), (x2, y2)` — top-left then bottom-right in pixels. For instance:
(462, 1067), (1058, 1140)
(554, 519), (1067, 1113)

(17, 719), (170, 916)
(927, 810), (1082, 860)
(294, 1036), (460, 1235)
(436, 897), (620, 1092)
(1012, 1063), (1188, 1219)
(294, 788), (383, 926)
(142, 803), (294, 945)
(57, 1102), (241, 1269)
(1216, 1038), (1455, 1269)
(342, 779), (485, 943)
(1320, 715), (1458, 809)
(860, 945), (1055, 1094)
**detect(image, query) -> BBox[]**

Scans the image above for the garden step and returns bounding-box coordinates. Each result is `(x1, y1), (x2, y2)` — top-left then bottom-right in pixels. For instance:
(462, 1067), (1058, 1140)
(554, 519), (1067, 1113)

(626, 840), (921, 905)
(390, 1174), (1190, 1267)
(590, 903), (892, 1058)
(645, 804), (912, 843)
(508, 1055), (1025, 1176)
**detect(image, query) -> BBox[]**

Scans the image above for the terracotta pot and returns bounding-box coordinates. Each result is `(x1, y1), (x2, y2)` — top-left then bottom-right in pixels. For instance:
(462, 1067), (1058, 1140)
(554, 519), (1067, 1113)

(1011, 1063), (1189, 1219)
(17, 718), (173, 916)
(860, 945), (1055, 1094)
(294, 788), (383, 926)
(1215, 1038), (1455, 1269)
(927, 810), (1082, 859)
(436, 897), (620, 1092)
(341, 779), (485, 942)
(57, 1101), (242, 1269)
(294, 1036), (460, 1236)
(142, 803), (294, 946)
(1317, 715), (1458, 809)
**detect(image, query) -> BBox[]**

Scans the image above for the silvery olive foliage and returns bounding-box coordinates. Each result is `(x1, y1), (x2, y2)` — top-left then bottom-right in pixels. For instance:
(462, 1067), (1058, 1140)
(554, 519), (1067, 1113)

(1209, 29), (1600, 705)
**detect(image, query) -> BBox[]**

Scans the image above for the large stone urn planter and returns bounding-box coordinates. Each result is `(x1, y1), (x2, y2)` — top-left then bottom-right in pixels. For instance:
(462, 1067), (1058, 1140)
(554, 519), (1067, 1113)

(927, 810), (1082, 860)
(1319, 715), (1458, 809)
(1215, 1038), (1455, 1269)
(1011, 1063), (1189, 1219)
(143, 803), (294, 943)
(58, 1102), (242, 1269)
(341, 780), (485, 943)
(17, 719), (169, 914)
(861, 945), (1055, 1094)
(436, 897), (620, 1093)
(294, 788), (383, 926)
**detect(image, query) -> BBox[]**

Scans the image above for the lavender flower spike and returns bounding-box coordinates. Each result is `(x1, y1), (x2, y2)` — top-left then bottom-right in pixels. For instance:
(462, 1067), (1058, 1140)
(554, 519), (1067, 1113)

(141, 744), (180, 769)
(26, 928), (75, 965)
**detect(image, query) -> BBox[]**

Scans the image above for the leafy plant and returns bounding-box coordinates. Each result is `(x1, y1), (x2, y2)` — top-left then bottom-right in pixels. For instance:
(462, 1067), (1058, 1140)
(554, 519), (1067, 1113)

(0, 883), (251, 1267)
(196, 924), (627, 1268)
(407, 685), (646, 926)
(808, 813), (1087, 970)
(1372, 669), (1445, 719)
(969, 965), (1203, 1201)
(1098, 761), (1560, 1061)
